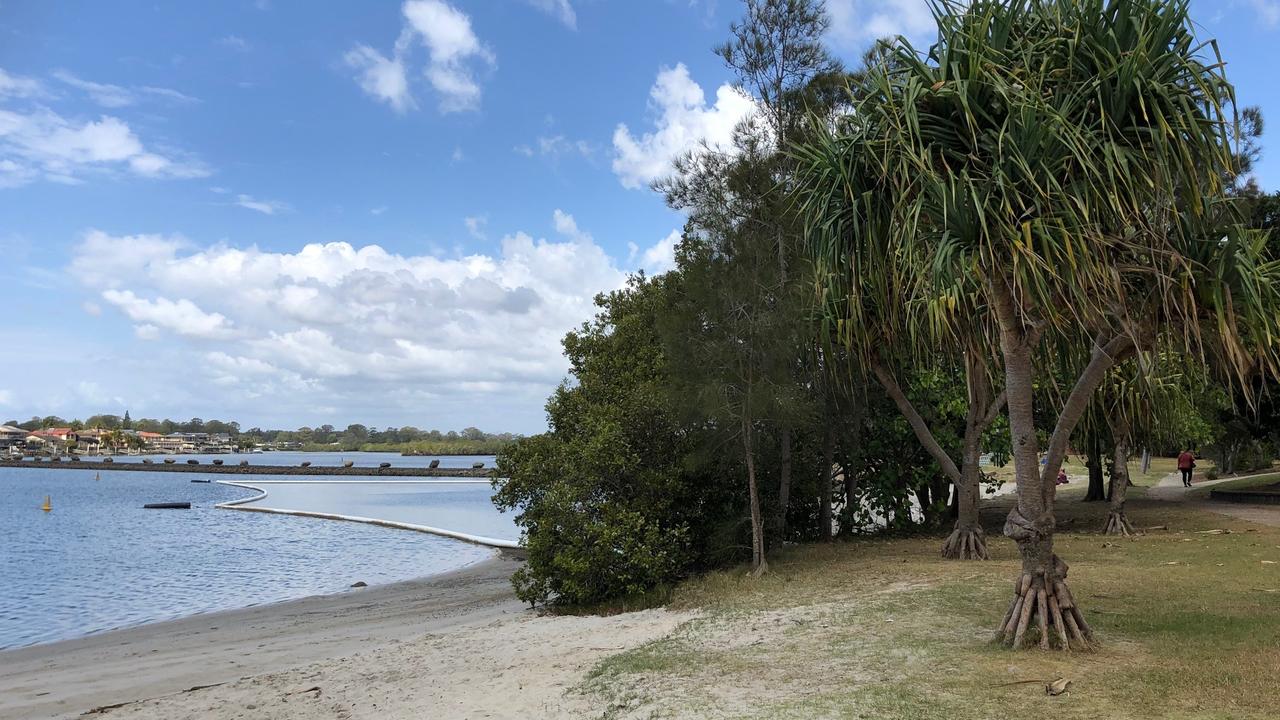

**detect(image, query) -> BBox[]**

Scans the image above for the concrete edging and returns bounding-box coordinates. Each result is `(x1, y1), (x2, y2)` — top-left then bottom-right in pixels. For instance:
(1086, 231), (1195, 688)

(214, 480), (521, 549)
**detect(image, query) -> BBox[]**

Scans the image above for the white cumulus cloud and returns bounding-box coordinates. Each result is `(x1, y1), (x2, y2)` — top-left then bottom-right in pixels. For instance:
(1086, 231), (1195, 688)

(102, 289), (236, 340)
(612, 63), (755, 189)
(641, 230), (680, 274)
(69, 214), (630, 423)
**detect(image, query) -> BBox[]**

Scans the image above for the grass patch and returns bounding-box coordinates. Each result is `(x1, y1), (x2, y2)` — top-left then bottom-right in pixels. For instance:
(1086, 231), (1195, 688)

(1188, 472), (1280, 499)
(578, 491), (1280, 719)
(988, 450), (1177, 489)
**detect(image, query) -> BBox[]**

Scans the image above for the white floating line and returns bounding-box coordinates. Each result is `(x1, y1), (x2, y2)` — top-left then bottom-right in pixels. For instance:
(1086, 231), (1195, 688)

(214, 480), (520, 549)
(221, 479), (493, 485)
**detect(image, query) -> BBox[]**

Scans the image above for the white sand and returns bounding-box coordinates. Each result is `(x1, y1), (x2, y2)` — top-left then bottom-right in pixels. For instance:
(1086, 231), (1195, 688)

(0, 555), (692, 719)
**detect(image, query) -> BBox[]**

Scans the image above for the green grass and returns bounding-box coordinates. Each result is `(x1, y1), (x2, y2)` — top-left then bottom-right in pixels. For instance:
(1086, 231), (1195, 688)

(986, 454), (1181, 489)
(575, 484), (1280, 719)
(1188, 473), (1280, 499)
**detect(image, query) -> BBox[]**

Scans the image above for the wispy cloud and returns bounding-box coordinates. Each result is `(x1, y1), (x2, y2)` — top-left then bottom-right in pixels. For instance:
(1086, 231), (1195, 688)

(52, 70), (198, 107)
(524, 0), (577, 29)
(0, 108), (208, 188)
(235, 193), (290, 215)
(346, 0), (495, 114)
(0, 68), (45, 99)
(514, 135), (594, 160)
(1250, 0), (1280, 26)
(219, 35), (250, 51)
(464, 215), (488, 240)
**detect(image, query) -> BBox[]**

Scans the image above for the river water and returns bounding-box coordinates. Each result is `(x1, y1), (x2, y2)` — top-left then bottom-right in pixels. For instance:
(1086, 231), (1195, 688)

(0, 454), (516, 649)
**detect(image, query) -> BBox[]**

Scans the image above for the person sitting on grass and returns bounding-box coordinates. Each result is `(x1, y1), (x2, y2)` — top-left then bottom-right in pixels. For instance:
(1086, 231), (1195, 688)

(1177, 447), (1196, 488)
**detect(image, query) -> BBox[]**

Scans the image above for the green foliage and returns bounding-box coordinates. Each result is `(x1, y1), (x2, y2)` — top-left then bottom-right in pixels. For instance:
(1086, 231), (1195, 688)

(494, 275), (737, 606)
(355, 439), (511, 455)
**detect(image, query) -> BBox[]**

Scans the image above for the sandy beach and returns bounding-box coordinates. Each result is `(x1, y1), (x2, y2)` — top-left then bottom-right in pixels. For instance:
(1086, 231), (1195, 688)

(0, 553), (692, 719)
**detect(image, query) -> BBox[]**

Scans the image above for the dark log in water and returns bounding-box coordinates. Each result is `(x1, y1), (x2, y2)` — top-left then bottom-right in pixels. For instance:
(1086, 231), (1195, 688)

(144, 502), (191, 509)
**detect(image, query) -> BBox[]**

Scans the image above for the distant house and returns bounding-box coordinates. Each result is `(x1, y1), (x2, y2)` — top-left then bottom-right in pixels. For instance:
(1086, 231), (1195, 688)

(76, 430), (105, 455)
(0, 425), (28, 453)
(152, 433), (194, 454)
(31, 428), (77, 444)
(136, 431), (163, 451)
(28, 428), (78, 453)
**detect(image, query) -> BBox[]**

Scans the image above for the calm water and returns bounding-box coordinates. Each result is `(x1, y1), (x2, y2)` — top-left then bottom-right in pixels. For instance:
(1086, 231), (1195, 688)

(0, 464), (512, 649)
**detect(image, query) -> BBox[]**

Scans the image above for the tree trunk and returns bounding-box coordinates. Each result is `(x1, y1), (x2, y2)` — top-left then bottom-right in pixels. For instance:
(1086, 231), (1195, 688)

(914, 484), (932, 525)
(943, 438), (989, 560)
(1104, 439), (1136, 536)
(743, 414), (768, 576)
(777, 425), (792, 540)
(992, 284), (1091, 651)
(820, 414), (834, 542)
(841, 455), (858, 536)
(840, 397), (865, 538)
(1083, 436), (1106, 502)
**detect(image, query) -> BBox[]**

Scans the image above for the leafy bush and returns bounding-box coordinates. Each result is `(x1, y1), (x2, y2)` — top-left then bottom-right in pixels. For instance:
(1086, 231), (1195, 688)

(493, 275), (737, 607)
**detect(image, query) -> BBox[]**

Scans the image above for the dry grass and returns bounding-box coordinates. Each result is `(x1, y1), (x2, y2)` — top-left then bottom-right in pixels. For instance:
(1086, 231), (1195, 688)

(578, 481), (1280, 719)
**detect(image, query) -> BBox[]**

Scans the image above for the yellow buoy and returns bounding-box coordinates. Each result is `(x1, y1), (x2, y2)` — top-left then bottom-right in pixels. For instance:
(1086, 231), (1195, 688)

(41, 495), (52, 512)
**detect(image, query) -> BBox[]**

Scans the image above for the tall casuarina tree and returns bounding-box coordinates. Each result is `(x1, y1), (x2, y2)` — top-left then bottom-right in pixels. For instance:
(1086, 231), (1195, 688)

(797, 0), (1280, 649)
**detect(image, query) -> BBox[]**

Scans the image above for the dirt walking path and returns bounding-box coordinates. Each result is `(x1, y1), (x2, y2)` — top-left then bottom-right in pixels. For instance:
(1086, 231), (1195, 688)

(1148, 470), (1280, 528)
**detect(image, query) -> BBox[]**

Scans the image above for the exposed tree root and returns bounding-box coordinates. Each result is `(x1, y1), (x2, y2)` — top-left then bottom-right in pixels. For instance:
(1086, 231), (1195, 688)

(1103, 510), (1136, 536)
(942, 525), (989, 560)
(994, 557), (1094, 651)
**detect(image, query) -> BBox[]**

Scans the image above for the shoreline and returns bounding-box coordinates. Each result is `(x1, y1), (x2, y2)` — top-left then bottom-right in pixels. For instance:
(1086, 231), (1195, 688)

(0, 459), (493, 477)
(0, 554), (524, 719)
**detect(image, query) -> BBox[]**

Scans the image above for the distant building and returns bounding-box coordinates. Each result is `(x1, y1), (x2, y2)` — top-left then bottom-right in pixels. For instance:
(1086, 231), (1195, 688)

(136, 431), (162, 448)
(28, 428), (77, 454)
(0, 425), (28, 454)
(147, 432), (236, 454)
(76, 430), (105, 455)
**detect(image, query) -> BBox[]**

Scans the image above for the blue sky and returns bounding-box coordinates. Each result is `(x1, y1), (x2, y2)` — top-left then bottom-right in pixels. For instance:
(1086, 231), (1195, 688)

(1, 0), (1279, 433)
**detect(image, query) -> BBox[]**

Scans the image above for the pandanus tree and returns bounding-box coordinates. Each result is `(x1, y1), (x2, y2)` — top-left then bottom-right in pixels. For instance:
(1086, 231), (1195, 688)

(796, 0), (1280, 649)
(798, 146), (1007, 559)
(1074, 351), (1202, 536)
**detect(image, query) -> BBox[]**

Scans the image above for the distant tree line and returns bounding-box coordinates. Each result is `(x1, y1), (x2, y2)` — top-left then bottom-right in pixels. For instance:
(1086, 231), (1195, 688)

(4, 412), (516, 454)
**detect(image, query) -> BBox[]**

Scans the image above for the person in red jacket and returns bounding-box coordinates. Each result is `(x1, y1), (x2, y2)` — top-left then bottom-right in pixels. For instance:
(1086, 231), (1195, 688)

(1177, 447), (1196, 487)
